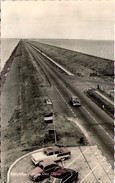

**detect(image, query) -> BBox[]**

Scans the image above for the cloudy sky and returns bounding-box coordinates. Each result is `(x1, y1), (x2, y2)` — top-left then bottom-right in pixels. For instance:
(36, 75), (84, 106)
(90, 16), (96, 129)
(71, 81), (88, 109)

(1, 0), (114, 40)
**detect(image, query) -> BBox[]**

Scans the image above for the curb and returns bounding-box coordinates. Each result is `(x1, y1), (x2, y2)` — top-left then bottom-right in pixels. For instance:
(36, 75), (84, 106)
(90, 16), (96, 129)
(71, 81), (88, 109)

(7, 148), (43, 183)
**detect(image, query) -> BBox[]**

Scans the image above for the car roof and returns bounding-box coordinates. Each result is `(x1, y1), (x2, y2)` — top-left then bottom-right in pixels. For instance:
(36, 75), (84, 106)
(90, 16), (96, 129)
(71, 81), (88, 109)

(71, 96), (77, 99)
(44, 146), (69, 153)
(71, 96), (78, 99)
(44, 146), (60, 152)
(30, 167), (42, 176)
(39, 159), (57, 167)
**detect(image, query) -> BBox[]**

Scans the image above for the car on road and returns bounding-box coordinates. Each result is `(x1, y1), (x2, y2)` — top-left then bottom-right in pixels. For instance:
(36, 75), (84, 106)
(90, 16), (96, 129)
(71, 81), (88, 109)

(70, 96), (81, 107)
(31, 146), (71, 165)
(47, 168), (78, 183)
(29, 160), (61, 181)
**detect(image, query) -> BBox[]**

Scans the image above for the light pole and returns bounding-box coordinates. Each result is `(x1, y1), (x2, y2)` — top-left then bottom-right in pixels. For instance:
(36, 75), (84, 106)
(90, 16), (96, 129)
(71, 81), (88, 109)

(53, 115), (57, 145)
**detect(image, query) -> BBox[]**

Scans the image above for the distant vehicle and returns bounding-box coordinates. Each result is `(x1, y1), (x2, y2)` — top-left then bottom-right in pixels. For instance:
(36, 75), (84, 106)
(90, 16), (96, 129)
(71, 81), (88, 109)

(70, 96), (81, 107)
(29, 160), (61, 181)
(31, 146), (71, 165)
(50, 168), (79, 183)
(45, 98), (52, 105)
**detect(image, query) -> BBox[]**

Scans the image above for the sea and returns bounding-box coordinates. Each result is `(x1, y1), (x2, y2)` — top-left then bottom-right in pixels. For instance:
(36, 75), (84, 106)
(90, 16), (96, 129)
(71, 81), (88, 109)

(1, 38), (114, 70)
(37, 39), (114, 60)
(1, 38), (20, 70)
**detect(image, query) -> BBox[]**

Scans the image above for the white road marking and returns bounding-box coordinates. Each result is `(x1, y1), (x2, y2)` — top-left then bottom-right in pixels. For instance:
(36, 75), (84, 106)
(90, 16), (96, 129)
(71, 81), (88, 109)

(106, 164), (112, 172)
(52, 148), (90, 183)
(30, 44), (74, 76)
(52, 178), (56, 183)
(80, 157), (105, 183)
(30, 42), (113, 143)
(54, 75), (113, 143)
(65, 148), (90, 168)
(56, 77), (74, 96)
(68, 117), (91, 144)
(83, 106), (113, 142)
(54, 86), (77, 118)
(7, 148), (43, 183)
(30, 42), (113, 142)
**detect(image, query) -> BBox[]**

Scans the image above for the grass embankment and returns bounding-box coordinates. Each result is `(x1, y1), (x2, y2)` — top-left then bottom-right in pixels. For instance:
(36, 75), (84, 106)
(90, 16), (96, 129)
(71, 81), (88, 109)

(2, 41), (51, 183)
(30, 41), (113, 77)
(53, 113), (87, 146)
(2, 41), (87, 183)
(86, 89), (113, 118)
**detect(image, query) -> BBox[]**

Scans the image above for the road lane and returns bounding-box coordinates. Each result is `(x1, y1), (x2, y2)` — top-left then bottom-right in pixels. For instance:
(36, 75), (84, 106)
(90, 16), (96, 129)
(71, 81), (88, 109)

(27, 41), (113, 135)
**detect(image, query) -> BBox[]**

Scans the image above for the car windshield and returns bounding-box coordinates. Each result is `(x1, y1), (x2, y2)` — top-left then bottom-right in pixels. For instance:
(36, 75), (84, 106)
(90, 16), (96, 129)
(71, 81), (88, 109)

(72, 98), (77, 101)
(71, 96), (77, 100)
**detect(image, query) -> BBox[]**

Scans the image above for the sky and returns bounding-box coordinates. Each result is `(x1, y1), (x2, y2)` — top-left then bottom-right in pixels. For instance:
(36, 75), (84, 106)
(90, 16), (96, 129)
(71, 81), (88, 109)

(1, 0), (114, 40)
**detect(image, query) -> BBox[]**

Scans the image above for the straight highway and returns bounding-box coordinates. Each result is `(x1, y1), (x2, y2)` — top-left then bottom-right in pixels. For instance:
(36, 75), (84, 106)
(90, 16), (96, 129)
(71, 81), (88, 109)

(23, 40), (113, 167)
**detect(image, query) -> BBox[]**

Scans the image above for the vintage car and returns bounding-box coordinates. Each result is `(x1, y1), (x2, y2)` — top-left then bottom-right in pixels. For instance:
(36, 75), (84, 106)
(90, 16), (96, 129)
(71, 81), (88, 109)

(50, 168), (79, 183)
(31, 146), (71, 165)
(45, 98), (52, 105)
(70, 96), (81, 107)
(29, 160), (61, 181)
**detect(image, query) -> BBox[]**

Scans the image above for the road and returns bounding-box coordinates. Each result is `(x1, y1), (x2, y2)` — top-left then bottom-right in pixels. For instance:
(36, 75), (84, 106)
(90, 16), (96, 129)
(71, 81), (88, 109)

(23, 40), (113, 167)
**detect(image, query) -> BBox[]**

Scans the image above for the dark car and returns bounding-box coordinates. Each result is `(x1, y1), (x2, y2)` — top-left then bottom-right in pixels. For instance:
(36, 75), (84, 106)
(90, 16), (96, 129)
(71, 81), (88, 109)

(29, 160), (61, 181)
(39, 160), (61, 173)
(50, 168), (79, 183)
(70, 96), (81, 107)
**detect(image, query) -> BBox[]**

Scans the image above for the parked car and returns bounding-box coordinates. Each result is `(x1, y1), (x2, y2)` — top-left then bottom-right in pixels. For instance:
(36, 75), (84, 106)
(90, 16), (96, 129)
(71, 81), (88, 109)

(70, 96), (81, 107)
(29, 166), (49, 181)
(31, 146), (71, 165)
(39, 160), (61, 173)
(50, 168), (79, 183)
(29, 160), (61, 181)
(45, 98), (52, 105)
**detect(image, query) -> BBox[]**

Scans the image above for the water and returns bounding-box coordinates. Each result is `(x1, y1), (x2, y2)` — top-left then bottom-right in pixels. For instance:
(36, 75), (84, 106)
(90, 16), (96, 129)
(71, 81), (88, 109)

(37, 39), (114, 60)
(1, 38), (20, 70)
(1, 38), (114, 71)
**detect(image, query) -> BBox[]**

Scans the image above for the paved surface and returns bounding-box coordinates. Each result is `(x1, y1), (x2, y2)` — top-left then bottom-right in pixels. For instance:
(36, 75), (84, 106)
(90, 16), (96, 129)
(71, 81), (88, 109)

(30, 44), (74, 76)
(25, 41), (113, 166)
(95, 91), (114, 106)
(7, 146), (113, 183)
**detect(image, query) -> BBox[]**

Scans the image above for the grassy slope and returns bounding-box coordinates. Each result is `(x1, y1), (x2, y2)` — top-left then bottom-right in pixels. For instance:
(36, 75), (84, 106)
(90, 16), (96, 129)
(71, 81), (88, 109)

(31, 41), (113, 76)
(2, 42), (51, 183)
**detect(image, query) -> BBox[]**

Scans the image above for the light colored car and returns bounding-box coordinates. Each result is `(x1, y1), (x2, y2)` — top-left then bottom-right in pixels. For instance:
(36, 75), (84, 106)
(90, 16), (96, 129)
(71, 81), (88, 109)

(45, 98), (52, 105)
(31, 146), (71, 165)
(70, 96), (81, 106)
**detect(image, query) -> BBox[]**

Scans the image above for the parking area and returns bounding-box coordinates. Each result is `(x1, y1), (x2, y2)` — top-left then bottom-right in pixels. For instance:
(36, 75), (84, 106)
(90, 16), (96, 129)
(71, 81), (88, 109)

(8, 146), (113, 183)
